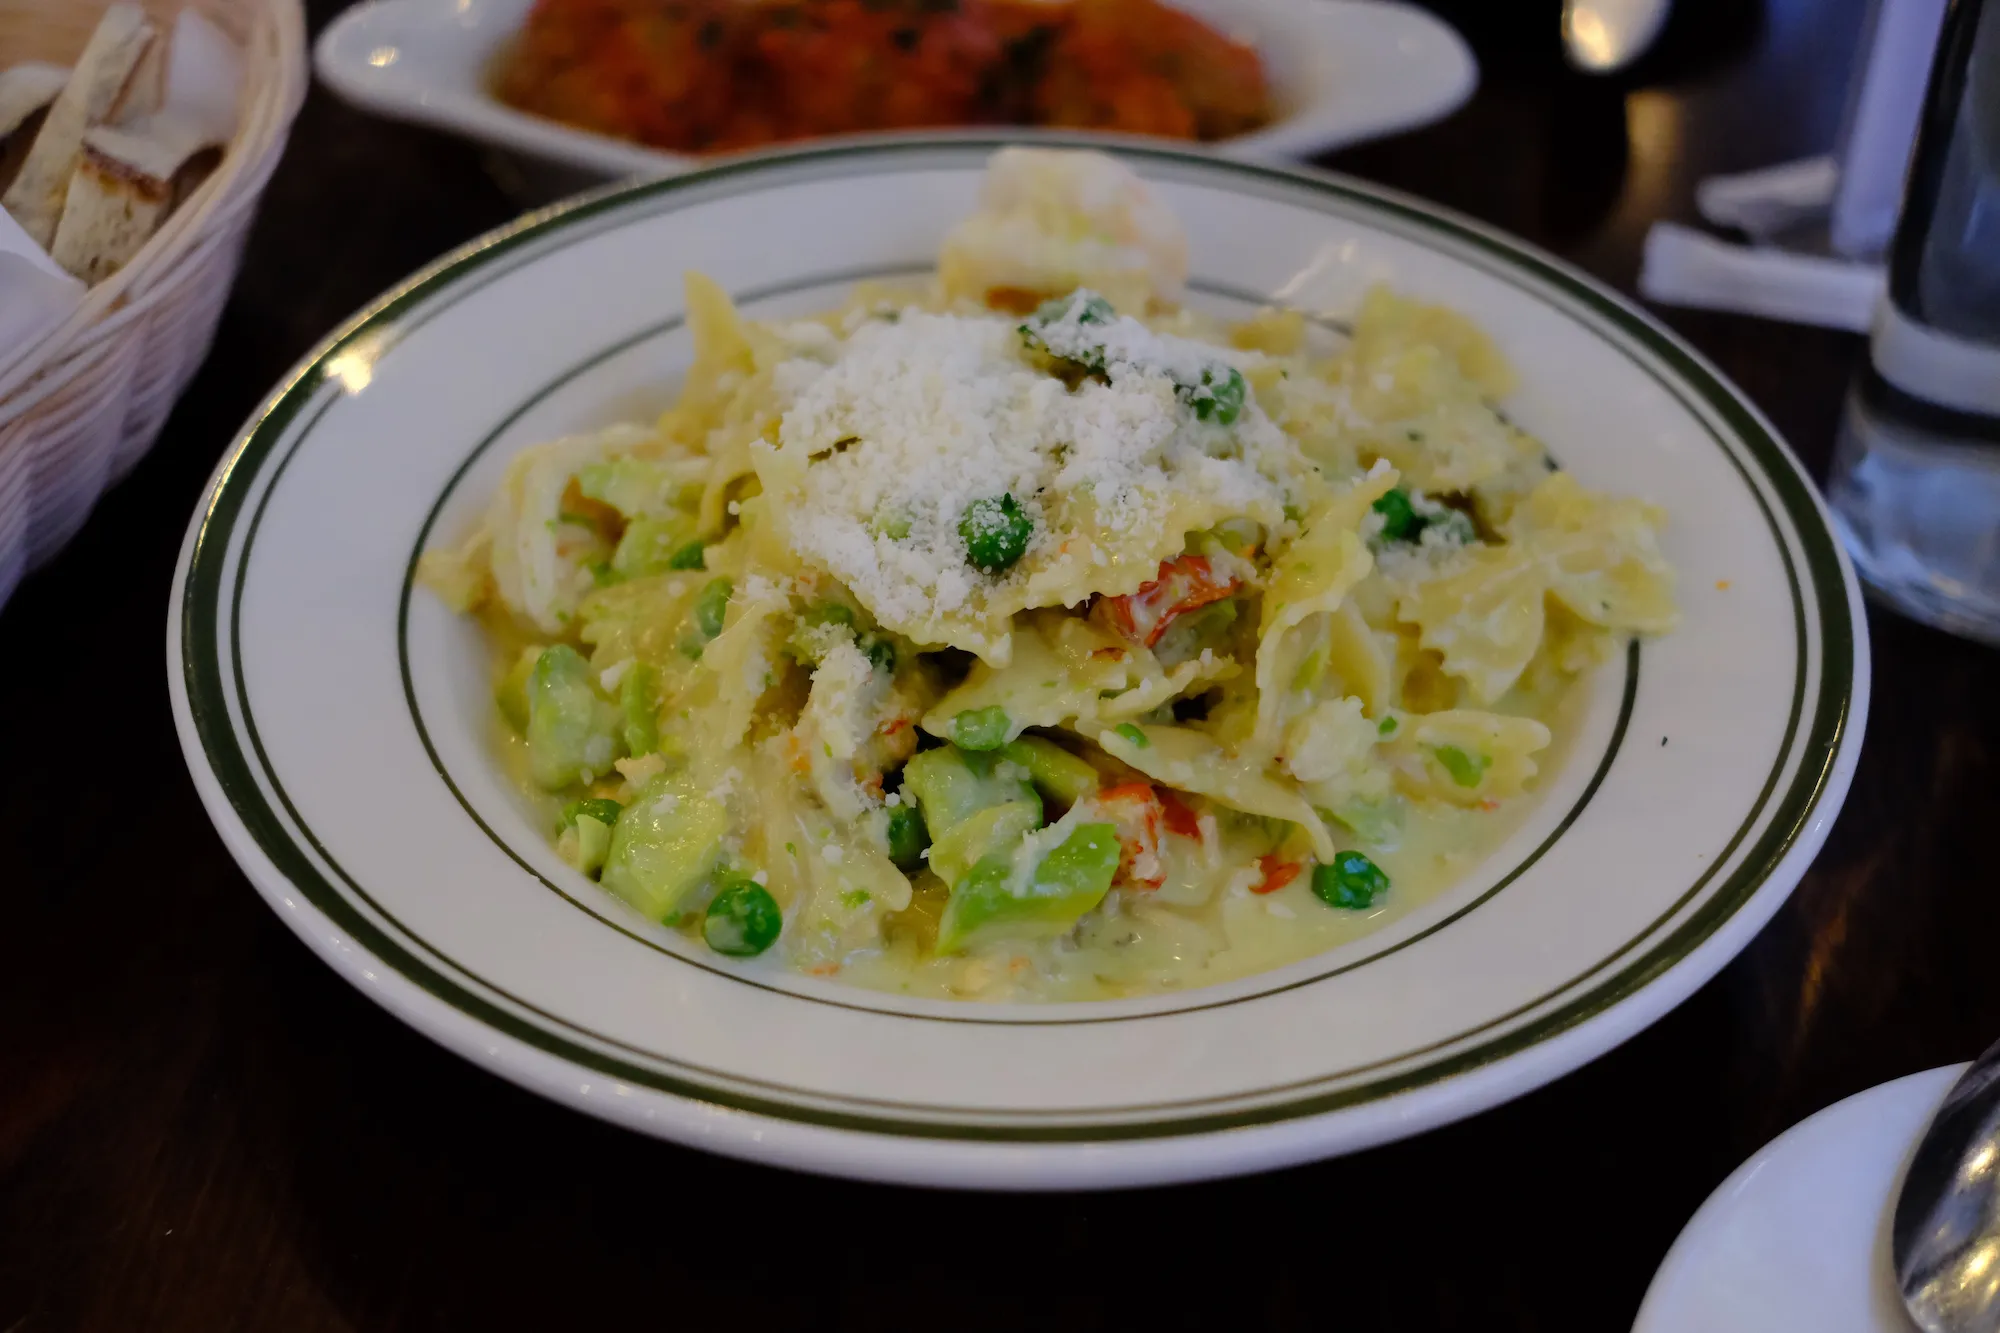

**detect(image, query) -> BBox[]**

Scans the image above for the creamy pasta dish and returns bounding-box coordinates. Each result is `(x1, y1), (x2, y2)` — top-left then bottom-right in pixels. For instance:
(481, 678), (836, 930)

(421, 148), (1678, 1001)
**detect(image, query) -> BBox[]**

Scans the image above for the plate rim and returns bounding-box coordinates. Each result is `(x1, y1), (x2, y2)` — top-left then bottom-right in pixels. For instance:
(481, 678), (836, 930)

(1633, 1064), (1965, 1333)
(169, 137), (1868, 1181)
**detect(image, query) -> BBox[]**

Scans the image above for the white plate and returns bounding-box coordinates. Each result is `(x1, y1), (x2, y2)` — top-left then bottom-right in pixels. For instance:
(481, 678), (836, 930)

(313, 0), (1477, 179)
(169, 139), (1867, 1189)
(1635, 1065), (1963, 1333)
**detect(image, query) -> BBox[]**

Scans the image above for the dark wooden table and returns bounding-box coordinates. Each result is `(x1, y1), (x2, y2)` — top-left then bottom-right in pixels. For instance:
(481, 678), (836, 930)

(5, 1), (1996, 1328)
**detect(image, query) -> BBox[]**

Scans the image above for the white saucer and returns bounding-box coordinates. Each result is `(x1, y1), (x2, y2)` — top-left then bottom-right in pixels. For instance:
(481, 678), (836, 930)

(1635, 1064), (1967, 1333)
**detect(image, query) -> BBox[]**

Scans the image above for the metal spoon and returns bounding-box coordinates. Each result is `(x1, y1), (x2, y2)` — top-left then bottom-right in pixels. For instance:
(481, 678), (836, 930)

(1561, 0), (1672, 72)
(1895, 1038), (2000, 1332)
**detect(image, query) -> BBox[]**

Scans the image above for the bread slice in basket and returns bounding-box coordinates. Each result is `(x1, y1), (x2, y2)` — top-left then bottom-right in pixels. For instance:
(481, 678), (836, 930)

(0, 63), (68, 197)
(2, 4), (161, 248)
(48, 108), (223, 284)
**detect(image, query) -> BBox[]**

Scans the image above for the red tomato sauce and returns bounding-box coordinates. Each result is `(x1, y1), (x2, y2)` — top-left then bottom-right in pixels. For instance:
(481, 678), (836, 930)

(494, 0), (1271, 153)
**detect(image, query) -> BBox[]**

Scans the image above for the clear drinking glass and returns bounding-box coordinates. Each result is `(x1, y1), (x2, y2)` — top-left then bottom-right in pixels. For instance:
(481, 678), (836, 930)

(1829, 0), (2000, 645)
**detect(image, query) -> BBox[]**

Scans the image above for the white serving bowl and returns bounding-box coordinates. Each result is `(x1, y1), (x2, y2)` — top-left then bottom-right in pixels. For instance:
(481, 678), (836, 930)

(171, 138), (1866, 1189)
(314, 0), (1477, 181)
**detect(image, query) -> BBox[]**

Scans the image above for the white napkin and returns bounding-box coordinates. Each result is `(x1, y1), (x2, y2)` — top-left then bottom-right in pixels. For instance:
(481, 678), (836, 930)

(165, 9), (244, 145)
(1694, 156), (1838, 242)
(1690, 0), (1947, 258)
(1638, 223), (1884, 332)
(0, 203), (85, 372)
(1636, 0), (1941, 328)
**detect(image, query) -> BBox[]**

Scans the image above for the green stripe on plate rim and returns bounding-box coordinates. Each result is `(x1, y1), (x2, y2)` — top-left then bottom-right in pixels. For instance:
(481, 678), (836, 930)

(181, 137), (1853, 1141)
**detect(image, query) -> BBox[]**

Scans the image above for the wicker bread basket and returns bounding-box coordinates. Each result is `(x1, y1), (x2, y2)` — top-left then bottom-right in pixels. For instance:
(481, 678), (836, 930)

(0, 0), (305, 606)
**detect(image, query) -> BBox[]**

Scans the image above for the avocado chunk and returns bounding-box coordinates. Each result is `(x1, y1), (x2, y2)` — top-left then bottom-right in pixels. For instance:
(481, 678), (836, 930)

(600, 771), (728, 921)
(1000, 735), (1101, 808)
(936, 820), (1121, 953)
(524, 645), (621, 789)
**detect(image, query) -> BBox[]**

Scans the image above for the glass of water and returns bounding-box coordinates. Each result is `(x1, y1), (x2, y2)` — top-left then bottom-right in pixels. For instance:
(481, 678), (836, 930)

(1830, 0), (2000, 645)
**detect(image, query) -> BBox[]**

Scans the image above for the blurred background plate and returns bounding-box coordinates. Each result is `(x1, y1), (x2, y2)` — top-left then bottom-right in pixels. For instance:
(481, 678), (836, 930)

(314, 0), (1476, 198)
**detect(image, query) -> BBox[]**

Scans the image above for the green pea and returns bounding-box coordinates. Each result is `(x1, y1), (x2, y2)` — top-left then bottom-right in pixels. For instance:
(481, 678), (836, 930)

(885, 803), (929, 869)
(861, 634), (897, 673)
(959, 495), (1033, 574)
(681, 578), (733, 660)
(951, 706), (1011, 751)
(787, 601), (858, 666)
(1370, 492), (1477, 549)
(1431, 508), (1478, 546)
(1029, 291), (1114, 327)
(1019, 293), (1116, 366)
(561, 797), (624, 831)
(1112, 722), (1149, 748)
(1312, 851), (1389, 910)
(802, 601), (856, 631)
(667, 540), (707, 570)
(1183, 366), (1246, 425)
(1372, 488), (1419, 542)
(1377, 714), (1399, 737)
(693, 577), (733, 639)
(703, 878), (782, 956)
(1433, 744), (1490, 788)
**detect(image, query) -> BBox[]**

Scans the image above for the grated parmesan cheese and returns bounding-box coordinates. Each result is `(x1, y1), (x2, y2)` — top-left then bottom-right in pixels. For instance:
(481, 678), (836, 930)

(1029, 297), (1222, 387)
(775, 308), (1287, 640)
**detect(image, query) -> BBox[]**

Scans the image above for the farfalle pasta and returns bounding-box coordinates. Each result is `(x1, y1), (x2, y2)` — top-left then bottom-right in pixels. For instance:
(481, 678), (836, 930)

(421, 147), (1678, 1001)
